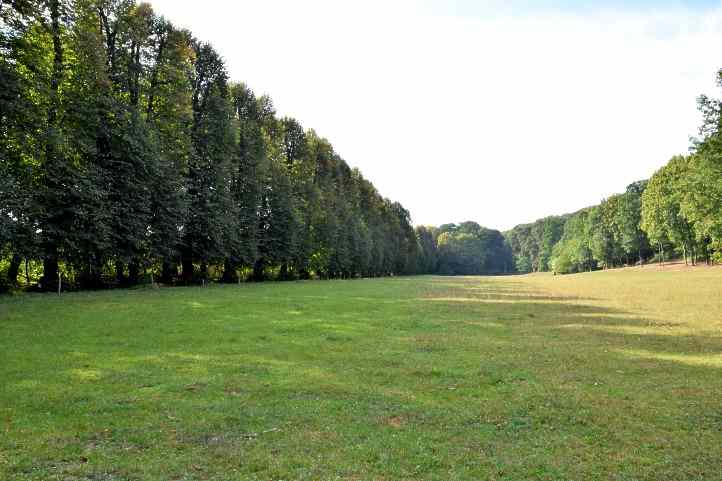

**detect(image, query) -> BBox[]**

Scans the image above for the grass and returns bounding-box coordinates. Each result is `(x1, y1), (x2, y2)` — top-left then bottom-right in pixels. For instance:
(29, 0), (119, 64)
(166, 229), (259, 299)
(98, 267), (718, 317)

(1, 268), (722, 480)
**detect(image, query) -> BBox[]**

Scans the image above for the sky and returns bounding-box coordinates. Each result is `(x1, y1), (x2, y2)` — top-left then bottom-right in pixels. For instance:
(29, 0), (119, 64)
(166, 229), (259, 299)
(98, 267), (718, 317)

(148, 0), (722, 230)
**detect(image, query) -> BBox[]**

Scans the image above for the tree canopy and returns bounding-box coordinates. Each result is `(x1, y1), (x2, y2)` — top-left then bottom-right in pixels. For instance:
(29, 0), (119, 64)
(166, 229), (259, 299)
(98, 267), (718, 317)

(2, 1), (722, 289)
(0, 0), (418, 290)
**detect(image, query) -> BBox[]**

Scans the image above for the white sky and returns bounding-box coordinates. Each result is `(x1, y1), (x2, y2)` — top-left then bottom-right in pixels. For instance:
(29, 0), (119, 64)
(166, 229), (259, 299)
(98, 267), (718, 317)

(147, 0), (722, 230)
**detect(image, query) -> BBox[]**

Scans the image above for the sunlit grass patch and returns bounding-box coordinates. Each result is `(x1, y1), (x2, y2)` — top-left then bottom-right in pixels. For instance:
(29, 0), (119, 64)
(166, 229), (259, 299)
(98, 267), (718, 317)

(617, 348), (722, 368)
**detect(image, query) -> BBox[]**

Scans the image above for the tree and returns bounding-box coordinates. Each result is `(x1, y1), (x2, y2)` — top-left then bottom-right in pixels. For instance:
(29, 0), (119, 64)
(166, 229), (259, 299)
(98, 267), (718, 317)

(641, 156), (697, 265)
(617, 181), (652, 265)
(415, 226), (439, 274)
(181, 41), (238, 282)
(686, 77), (722, 262)
(551, 209), (595, 274)
(0, 0), (44, 288)
(682, 152), (722, 261)
(433, 222), (511, 275)
(145, 21), (193, 283)
(222, 83), (263, 281)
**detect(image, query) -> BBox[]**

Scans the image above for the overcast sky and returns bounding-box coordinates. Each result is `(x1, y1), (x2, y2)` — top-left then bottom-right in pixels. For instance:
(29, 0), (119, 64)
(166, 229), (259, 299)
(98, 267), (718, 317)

(148, 0), (722, 230)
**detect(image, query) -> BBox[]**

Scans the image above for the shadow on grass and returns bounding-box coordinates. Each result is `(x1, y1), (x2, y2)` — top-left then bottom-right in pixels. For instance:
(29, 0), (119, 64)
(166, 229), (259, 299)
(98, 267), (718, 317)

(3, 276), (722, 480)
(416, 277), (722, 372)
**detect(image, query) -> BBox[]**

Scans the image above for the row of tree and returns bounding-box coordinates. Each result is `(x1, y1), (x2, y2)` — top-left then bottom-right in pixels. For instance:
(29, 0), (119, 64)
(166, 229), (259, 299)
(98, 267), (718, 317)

(548, 181), (654, 274)
(505, 215), (568, 273)
(0, 0), (418, 291)
(2, 2), (721, 288)
(506, 70), (722, 274)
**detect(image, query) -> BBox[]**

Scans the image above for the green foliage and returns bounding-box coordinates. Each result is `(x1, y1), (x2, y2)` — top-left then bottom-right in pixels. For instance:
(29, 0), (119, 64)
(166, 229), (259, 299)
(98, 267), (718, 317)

(506, 216), (567, 273)
(551, 209), (594, 274)
(507, 180), (656, 275)
(414, 226), (439, 274)
(508, 68), (722, 273)
(641, 156), (696, 263)
(419, 222), (512, 275)
(683, 152), (722, 260)
(4, 1), (722, 287)
(0, 1), (417, 288)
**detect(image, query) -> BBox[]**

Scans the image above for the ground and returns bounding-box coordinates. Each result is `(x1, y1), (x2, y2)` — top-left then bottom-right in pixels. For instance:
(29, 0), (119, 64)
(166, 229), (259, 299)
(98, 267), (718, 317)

(1, 268), (721, 480)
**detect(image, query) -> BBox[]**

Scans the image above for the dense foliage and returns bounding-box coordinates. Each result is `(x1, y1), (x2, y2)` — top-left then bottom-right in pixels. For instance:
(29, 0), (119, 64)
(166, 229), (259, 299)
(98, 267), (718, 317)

(2, 2), (721, 288)
(549, 180), (655, 274)
(505, 65), (722, 275)
(0, 0), (418, 290)
(505, 216), (568, 273)
(508, 159), (720, 275)
(414, 222), (512, 275)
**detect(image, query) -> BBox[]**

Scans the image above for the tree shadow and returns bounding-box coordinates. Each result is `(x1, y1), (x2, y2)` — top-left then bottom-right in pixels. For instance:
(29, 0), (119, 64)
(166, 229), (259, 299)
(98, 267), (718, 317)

(417, 285), (722, 366)
(4, 276), (722, 480)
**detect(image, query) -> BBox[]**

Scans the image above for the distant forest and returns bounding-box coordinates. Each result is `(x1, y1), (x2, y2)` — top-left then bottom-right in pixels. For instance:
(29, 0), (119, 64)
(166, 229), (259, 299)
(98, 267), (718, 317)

(416, 82), (722, 274)
(411, 81), (722, 275)
(1, 1), (721, 292)
(408, 78), (722, 276)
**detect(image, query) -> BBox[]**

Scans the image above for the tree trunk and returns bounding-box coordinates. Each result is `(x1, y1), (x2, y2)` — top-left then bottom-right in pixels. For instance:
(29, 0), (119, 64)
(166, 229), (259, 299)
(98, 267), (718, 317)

(279, 263), (290, 281)
(683, 244), (688, 266)
(128, 262), (140, 285)
(181, 255), (194, 284)
(220, 258), (237, 283)
(691, 245), (696, 266)
(252, 259), (265, 282)
(6, 254), (21, 286)
(49, 0), (63, 112)
(41, 256), (59, 291)
(115, 260), (126, 285)
(160, 260), (176, 284)
(87, 258), (103, 289)
(199, 261), (208, 283)
(40, 0), (63, 293)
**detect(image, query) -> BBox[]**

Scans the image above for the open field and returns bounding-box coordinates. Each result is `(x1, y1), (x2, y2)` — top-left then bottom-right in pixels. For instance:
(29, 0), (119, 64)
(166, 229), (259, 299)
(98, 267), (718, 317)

(1, 269), (722, 481)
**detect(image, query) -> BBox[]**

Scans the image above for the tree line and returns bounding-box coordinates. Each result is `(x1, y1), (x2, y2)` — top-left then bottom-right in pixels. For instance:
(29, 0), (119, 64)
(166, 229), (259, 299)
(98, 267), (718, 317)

(2, 2), (721, 290)
(0, 0), (419, 291)
(506, 71), (722, 274)
(506, 181), (652, 274)
(415, 222), (512, 275)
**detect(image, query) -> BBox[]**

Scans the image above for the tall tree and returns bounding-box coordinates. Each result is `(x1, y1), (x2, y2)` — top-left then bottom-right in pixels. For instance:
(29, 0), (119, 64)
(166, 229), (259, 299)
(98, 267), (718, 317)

(181, 41), (237, 282)
(641, 156), (697, 265)
(145, 21), (193, 282)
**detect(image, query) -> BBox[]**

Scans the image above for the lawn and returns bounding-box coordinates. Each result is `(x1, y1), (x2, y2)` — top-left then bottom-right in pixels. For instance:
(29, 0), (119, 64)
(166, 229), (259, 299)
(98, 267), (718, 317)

(1, 268), (722, 480)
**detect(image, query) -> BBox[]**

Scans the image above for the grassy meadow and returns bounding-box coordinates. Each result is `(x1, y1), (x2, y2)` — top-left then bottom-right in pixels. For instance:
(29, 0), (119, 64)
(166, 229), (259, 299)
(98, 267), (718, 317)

(1, 268), (722, 480)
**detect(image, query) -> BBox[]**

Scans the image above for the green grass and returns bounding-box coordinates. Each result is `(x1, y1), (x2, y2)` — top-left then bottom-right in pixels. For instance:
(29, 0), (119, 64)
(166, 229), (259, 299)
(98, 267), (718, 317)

(2, 268), (722, 480)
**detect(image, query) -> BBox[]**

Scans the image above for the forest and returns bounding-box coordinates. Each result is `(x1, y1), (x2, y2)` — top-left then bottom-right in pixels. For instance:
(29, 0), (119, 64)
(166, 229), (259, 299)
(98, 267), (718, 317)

(2, 1), (722, 292)
(414, 222), (512, 275)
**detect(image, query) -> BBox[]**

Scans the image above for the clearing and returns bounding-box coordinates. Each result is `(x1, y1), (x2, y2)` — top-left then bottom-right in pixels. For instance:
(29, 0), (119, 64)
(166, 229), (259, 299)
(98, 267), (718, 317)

(1, 269), (721, 480)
